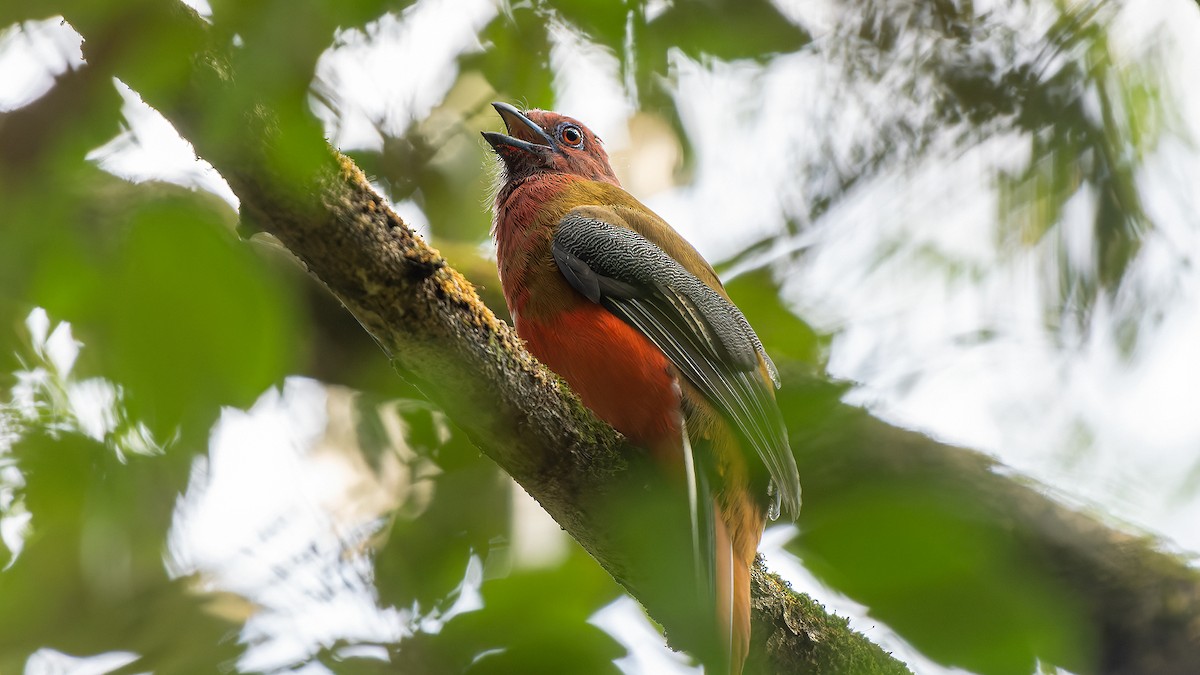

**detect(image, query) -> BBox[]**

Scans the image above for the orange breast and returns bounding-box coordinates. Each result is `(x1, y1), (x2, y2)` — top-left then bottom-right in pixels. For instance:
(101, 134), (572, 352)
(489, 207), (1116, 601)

(517, 304), (681, 456)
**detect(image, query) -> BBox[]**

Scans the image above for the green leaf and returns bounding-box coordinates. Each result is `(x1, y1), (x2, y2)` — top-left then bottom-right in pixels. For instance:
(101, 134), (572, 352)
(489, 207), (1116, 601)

(101, 196), (298, 435)
(641, 0), (810, 64)
(373, 452), (508, 610)
(465, 10), (555, 108)
(463, 625), (624, 675)
(433, 549), (624, 673)
(549, 0), (627, 52)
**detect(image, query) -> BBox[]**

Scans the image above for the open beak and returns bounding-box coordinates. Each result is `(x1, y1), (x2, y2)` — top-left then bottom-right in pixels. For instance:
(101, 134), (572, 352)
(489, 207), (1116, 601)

(482, 102), (556, 156)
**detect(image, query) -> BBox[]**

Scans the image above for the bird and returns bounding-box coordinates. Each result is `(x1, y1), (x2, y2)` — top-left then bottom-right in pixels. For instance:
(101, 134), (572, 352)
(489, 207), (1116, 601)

(483, 102), (800, 674)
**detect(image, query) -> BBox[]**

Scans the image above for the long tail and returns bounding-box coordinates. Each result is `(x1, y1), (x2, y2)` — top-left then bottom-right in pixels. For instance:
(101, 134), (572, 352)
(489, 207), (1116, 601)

(679, 409), (770, 674)
(680, 419), (711, 597)
(714, 498), (761, 675)
(679, 420), (723, 668)
(680, 419), (764, 674)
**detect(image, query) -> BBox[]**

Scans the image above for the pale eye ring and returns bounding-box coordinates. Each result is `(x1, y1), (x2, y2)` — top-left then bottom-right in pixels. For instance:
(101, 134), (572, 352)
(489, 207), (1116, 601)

(560, 124), (584, 147)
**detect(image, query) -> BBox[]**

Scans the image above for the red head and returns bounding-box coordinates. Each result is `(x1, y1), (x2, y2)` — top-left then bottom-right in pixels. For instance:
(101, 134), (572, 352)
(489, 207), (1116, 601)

(482, 102), (620, 186)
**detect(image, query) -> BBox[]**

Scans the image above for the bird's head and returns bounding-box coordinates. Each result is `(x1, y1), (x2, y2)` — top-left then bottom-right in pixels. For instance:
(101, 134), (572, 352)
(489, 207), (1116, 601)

(483, 102), (619, 185)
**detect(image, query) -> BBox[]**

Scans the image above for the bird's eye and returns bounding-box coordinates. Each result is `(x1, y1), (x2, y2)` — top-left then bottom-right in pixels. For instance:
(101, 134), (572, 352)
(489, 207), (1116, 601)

(560, 125), (584, 147)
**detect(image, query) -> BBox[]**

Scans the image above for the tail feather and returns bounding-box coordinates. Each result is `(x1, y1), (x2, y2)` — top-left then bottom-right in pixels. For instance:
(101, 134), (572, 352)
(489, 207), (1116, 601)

(714, 495), (763, 675)
(680, 418), (714, 598)
(679, 404), (763, 673)
(714, 508), (735, 674)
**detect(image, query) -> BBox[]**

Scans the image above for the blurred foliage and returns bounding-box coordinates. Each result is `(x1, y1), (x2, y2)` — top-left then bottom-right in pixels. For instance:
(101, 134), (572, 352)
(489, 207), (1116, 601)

(0, 434), (243, 675)
(800, 0), (1165, 345)
(419, 551), (625, 675)
(993, 2), (1156, 344)
(11, 175), (300, 444)
(367, 395), (510, 610)
(0, 0), (1184, 673)
(775, 375), (1103, 674)
(797, 481), (1093, 673)
(0, 315), (241, 673)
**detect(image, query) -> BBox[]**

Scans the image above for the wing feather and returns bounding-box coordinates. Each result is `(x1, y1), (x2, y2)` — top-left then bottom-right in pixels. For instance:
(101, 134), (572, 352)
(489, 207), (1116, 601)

(552, 210), (801, 519)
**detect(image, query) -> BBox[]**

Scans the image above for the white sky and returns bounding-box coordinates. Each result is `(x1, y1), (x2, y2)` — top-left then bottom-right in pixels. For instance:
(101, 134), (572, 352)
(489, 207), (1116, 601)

(3, 0), (1200, 673)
